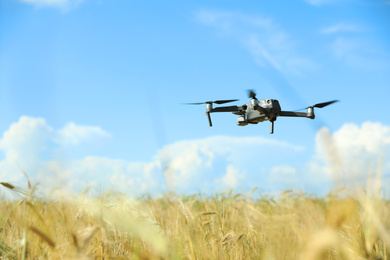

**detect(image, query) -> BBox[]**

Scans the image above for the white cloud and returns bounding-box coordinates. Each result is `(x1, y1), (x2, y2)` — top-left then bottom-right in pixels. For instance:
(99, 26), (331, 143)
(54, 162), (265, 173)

(155, 135), (304, 192)
(215, 165), (245, 189)
(196, 10), (389, 73)
(244, 34), (316, 75)
(34, 157), (161, 196)
(1, 116), (389, 197)
(0, 116), (111, 190)
(195, 10), (316, 75)
(320, 23), (389, 70)
(269, 165), (297, 183)
(328, 37), (390, 70)
(321, 23), (361, 34)
(72, 133), (301, 193)
(196, 11), (272, 35)
(56, 122), (111, 145)
(0, 116), (53, 167)
(307, 122), (390, 194)
(19, 0), (84, 10)
(304, 0), (338, 6)
(0, 116), (305, 196)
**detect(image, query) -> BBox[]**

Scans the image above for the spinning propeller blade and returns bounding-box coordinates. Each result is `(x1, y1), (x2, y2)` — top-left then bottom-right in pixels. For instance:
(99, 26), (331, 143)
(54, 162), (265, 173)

(184, 99), (238, 105)
(310, 100), (339, 108)
(293, 100), (339, 111)
(248, 89), (257, 99)
(214, 99), (239, 104)
(185, 102), (207, 105)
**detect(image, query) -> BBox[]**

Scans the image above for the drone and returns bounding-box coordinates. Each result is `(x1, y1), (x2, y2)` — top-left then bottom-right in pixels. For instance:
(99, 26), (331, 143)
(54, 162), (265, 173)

(187, 90), (338, 134)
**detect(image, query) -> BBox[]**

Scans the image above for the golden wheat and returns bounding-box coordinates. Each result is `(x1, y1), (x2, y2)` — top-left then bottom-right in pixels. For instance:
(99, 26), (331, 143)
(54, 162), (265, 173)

(0, 182), (389, 259)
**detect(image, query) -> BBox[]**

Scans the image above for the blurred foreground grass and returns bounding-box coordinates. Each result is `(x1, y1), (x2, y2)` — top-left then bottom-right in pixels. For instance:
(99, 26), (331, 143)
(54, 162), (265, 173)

(0, 181), (389, 259)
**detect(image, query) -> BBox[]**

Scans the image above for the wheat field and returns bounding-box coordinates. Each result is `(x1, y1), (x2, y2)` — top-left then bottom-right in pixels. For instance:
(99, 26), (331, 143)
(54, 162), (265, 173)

(0, 180), (389, 259)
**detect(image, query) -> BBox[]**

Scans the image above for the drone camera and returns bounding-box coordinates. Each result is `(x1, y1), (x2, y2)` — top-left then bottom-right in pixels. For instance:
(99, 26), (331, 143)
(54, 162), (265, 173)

(237, 116), (248, 126)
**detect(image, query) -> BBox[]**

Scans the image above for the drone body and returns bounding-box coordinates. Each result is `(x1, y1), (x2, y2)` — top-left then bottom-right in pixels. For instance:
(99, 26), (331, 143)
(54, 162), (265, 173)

(188, 90), (338, 134)
(234, 98), (282, 126)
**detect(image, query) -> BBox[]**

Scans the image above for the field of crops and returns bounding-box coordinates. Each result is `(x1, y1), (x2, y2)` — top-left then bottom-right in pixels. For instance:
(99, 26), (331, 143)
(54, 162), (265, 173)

(0, 180), (389, 259)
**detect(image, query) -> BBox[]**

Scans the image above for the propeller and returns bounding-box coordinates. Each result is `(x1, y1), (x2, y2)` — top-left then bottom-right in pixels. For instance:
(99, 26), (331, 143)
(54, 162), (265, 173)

(248, 89), (257, 99)
(185, 99), (238, 127)
(185, 99), (238, 105)
(294, 100), (339, 111)
(308, 100), (339, 109)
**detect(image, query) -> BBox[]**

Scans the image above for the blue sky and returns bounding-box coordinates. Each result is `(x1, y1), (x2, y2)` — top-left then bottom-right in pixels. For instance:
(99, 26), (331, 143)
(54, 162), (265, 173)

(0, 0), (389, 197)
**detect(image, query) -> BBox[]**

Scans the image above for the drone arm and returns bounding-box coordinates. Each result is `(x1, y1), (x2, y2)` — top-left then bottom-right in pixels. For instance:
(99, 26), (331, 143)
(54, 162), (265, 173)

(210, 106), (240, 113)
(205, 106), (241, 127)
(279, 110), (315, 119)
(253, 105), (269, 115)
(279, 111), (311, 118)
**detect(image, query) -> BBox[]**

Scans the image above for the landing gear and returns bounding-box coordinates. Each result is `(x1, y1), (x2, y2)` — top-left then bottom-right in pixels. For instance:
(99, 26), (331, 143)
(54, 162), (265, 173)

(270, 118), (276, 134)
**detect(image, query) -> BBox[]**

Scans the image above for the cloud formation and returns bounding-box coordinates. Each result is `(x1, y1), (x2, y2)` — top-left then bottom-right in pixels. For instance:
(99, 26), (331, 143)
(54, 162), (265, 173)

(0, 116), (52, 167)
(307, 122), (390, 194)
(56, 122), (111, 145)
(215, 165), (245, 189)
(321, 23), (361, 34)
(305, 0), (328, 5)
(0, 116), (388, 197)
(319, 22), (390, 70)
(304, 0), (339, 6)
(19, 0), (84, 10)
(0, 116), (305, 195)
(196, 9), (389, 73)
(156, 136), (304, 193)
(327, 36), (390, 70)
(0, 116), (111, 189)
(195, 10), (315, 75)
